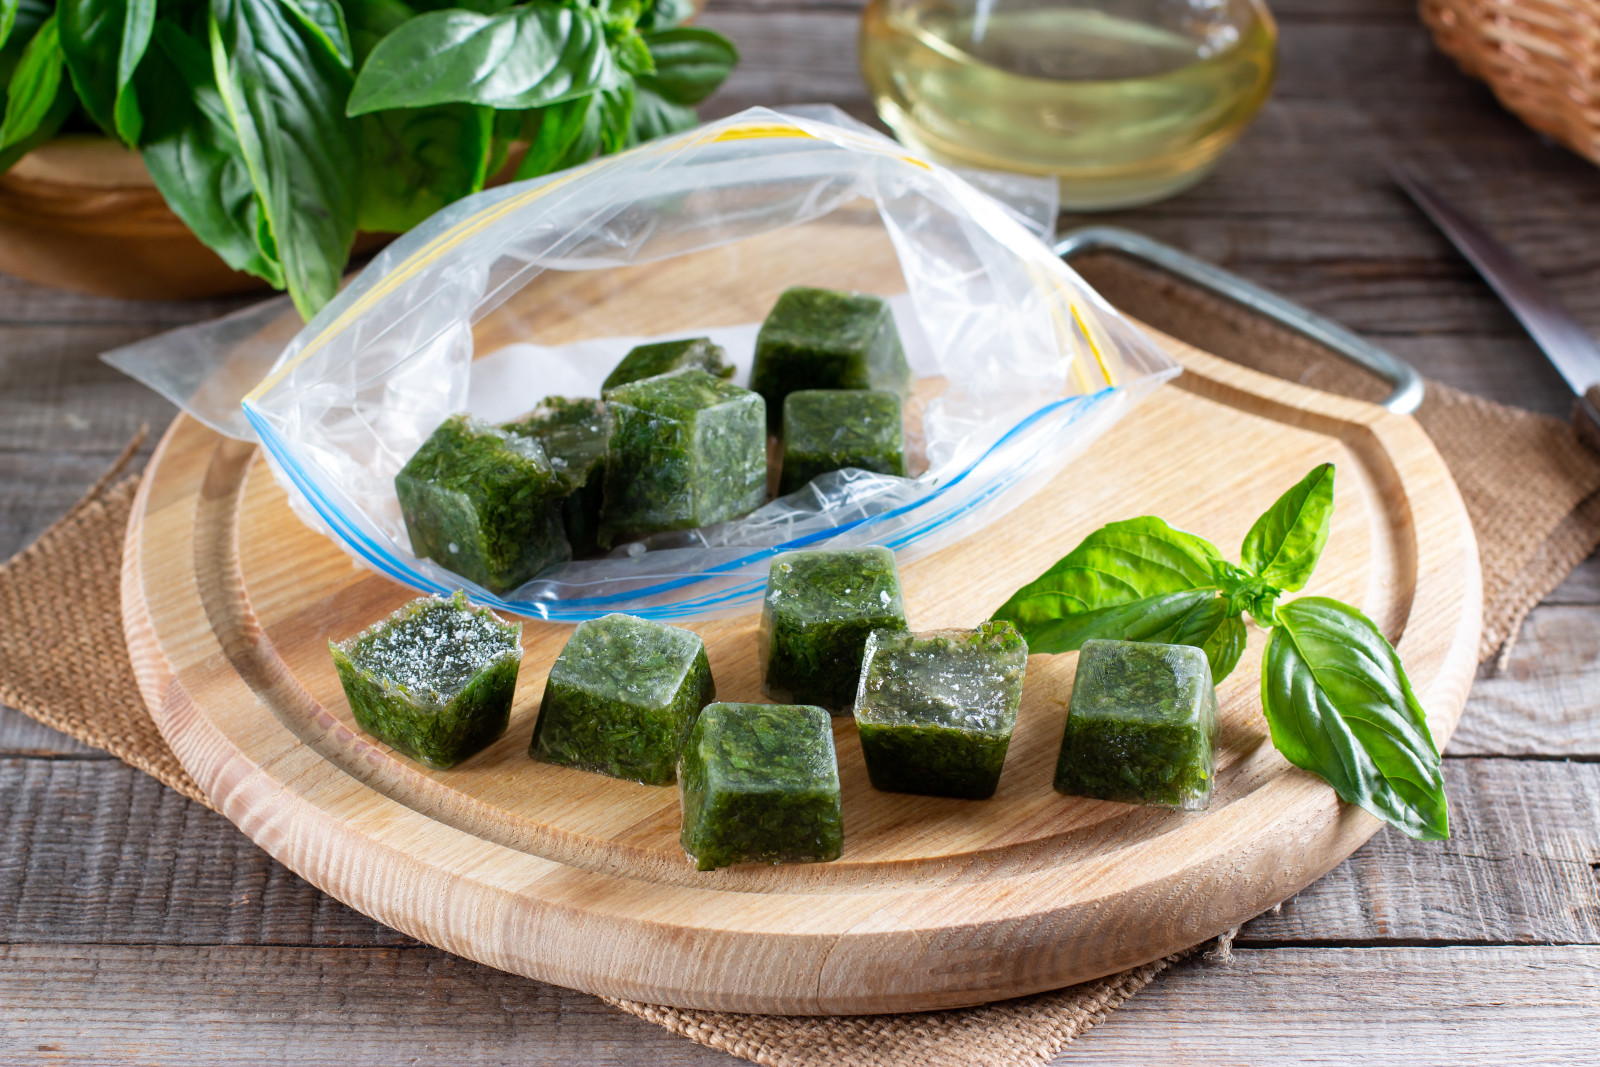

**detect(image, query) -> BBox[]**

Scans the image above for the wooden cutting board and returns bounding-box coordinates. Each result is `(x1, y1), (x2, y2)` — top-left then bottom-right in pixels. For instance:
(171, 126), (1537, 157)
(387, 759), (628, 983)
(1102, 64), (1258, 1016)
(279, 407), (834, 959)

(120, 329), (1480, 1016)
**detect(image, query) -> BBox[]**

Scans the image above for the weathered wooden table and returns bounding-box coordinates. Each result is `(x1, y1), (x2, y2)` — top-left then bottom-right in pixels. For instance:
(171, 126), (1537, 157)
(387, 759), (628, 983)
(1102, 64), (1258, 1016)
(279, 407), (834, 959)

(2, 1), (1596, 1061)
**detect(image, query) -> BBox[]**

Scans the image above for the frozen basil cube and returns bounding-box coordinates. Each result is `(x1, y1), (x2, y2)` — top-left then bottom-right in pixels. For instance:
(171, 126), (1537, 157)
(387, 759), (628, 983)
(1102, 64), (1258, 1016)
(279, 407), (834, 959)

(603, 337), (734, 392)
(503, 397), (612, 557)
(600, 369), (766, 542)
(750, 287), (911, 429)
(529, 613), (716, 785)
(396, 414), (571, 594)
(678, 702), (843, 871)
(779, 389), (907, 495)
(1056, 639), (1219, 811)
(855, 621), (1028, 799)
(330, 592), (522, 770)
(759, 546), (908, 712)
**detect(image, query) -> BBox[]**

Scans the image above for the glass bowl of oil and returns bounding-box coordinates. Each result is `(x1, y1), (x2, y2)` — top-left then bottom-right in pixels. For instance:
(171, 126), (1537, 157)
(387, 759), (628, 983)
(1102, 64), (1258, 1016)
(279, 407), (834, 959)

(860, 0), (1277, 210)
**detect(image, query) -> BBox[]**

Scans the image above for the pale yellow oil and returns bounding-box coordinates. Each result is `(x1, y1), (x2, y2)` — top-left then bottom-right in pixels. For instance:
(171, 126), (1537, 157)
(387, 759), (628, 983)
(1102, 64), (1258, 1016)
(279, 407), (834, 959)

(860, 0), (1277, 209)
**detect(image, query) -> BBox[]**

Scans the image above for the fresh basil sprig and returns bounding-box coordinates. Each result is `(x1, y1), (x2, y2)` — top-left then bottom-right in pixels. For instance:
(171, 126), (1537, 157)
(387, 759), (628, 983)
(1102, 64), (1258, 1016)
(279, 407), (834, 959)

(993, 462), (1450, 841)
(990, 514), (1249, 681)
(0, 0), (737, 318)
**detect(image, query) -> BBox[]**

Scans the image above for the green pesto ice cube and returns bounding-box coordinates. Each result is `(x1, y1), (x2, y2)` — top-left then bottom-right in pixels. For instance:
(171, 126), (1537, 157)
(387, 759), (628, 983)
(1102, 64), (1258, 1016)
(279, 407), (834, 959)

(750, 287), (911, 429)
(779, 389), (907, 495)
(602, 337), (734, 392)
(1055, 639), (1219, 811)
(678, 702), (843, 871)
(854, 621), (1028, 799)
(503, 396), (613, 557)
(528, 612), (716, 784)
(601, 369), (766, 542)
(759, 546), (907, 712)
(396, 414), (571, 594)
(330, 592), (522, 770)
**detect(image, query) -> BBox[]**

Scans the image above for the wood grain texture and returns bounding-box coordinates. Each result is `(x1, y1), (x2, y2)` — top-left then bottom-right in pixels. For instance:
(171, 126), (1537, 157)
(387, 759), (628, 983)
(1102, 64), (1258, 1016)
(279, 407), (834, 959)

(1240, 758), (1600, 945)
(1453, 608), (1600, 758)
(3, 757), (1594, 952)
(121, 297), (1480, 1013)
(0, 944), (735, 1067)
(1061, 946), (1600, 1064)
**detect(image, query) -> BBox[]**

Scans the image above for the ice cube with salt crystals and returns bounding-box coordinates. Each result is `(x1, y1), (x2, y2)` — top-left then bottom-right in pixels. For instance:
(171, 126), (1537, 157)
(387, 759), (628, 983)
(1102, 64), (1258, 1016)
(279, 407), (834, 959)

(529, 613), (716, 785)
(679, 702), (843, 871)
(330, 592), (522, 769)
(759, 546), (907, 713)
(395, 414), (570, 594)
(1056, 640), (1218, 811)
(854, 621), (1028, 799)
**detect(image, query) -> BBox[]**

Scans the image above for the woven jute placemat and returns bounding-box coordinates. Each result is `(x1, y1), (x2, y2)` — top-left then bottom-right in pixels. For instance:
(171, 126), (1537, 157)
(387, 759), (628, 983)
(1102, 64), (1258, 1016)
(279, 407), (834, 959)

(4, 257), (1599, 1066)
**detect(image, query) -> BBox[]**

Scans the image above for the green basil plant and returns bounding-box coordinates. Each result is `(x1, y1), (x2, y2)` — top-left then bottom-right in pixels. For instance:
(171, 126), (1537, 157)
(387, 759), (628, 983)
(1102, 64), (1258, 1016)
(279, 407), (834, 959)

(993, 463), (1450, 841)
(0, 0), (737, 317)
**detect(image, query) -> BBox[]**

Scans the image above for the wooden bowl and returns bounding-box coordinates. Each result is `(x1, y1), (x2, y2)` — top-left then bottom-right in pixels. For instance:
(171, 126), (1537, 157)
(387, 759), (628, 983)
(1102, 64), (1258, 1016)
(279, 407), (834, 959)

(0, 136), (275, 300)
(1422, 0), (1600, 167)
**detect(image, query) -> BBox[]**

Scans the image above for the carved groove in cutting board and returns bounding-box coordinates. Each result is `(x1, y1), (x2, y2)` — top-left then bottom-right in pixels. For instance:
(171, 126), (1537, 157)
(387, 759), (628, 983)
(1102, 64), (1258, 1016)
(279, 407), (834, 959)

(125, 323), (1481, 1013)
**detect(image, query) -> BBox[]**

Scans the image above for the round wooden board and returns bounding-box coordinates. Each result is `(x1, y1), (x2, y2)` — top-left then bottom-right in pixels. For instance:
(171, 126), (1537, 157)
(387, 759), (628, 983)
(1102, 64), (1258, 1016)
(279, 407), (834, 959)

(121, 330), (1481, 1015)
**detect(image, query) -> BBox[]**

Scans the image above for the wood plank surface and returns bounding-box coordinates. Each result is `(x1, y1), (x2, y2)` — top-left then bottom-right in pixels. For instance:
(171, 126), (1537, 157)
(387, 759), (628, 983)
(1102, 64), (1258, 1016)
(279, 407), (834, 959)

(1062, 946), (1600, 1065)
(2, 0), (1599, 1059)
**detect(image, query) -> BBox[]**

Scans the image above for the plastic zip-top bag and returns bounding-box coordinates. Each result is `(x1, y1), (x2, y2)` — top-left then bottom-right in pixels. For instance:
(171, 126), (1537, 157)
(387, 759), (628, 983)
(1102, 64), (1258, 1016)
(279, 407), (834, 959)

(115, 106), (1180, 620)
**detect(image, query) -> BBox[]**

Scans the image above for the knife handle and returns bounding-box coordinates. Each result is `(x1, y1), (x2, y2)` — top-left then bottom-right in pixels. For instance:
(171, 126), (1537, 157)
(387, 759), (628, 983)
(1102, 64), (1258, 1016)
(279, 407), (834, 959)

(1574, 387), (1600, 454)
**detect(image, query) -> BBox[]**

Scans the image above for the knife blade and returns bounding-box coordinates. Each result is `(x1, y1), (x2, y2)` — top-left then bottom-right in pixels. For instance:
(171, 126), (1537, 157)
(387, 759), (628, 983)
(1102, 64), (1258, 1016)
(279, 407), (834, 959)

(1394, 167), (1600, 450)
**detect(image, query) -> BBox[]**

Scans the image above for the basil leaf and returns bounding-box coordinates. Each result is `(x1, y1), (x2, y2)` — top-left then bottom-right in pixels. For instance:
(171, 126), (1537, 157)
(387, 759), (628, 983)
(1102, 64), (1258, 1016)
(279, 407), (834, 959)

(0, 2), (70, 171)
(638, 0), (692, 32)
(281, 0), (354, 67)
(346, 4), (613, 114)
(1262, 596), (1448, 841)
(627, 79), (693, 143)
(514, 92), (593, 179)
(0, 0), (19, 52)
(210, 0), (360, 318)
(342, 0), (414, 64)
(597, 80), (631, 154)
(991, 516), (1226, 633)
(1242, 462), (1335, 593)
(1169, 595), (1248, 682)
(637, 26), (735, 105)
(58, 0), (156, 142)
(138, 20), (283, 286)
(358, 103), (491, 232)
(0, 14), (65, 150)
(1023, 587), (1217, 655)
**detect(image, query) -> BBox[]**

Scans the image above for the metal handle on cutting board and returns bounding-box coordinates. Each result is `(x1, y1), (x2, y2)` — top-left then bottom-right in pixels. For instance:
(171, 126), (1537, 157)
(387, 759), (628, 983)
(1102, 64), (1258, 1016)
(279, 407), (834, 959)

(1055, 226), (1426, 416)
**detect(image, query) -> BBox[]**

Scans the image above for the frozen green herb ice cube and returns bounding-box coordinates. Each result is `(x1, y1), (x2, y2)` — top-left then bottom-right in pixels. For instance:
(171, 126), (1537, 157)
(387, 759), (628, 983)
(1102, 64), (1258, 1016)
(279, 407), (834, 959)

(330, 591), (522, 770)
(602, 337), (734, 392)
(759, 546), (908, 712)
(779, 390), (907, 495)
(601, 369), (767, 542)
(855, 621), (1028, 799)
(503, 397), (613, 557)
(1055, 639), (1219, 811)
(678, 702), (843, 871)
(750, 287), (912, 429)
(396, 414), (571, 594)
(528, 613), (716, 784)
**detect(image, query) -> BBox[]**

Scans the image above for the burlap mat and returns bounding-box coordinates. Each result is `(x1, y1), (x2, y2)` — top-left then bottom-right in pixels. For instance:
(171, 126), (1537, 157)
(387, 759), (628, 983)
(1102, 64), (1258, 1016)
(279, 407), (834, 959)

(4, 257), (1599, 1066)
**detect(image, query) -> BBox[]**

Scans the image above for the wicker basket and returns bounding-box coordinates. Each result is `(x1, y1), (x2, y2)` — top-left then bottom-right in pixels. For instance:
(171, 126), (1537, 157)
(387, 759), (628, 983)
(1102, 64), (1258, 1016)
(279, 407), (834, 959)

(1421, 0), (1600, 165)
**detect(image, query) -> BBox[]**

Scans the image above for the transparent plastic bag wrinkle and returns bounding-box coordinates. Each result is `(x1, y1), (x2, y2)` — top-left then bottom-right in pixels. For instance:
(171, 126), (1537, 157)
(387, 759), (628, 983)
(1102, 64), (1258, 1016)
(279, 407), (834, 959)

(239, 106), (1179, 621)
